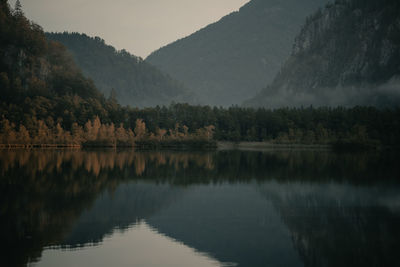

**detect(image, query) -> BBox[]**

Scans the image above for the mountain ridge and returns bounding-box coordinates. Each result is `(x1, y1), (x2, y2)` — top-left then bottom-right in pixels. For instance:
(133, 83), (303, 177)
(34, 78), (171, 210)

(246, 0), (400, 108)
(46, 32), (195, 107)
(147, 0), (329, 106)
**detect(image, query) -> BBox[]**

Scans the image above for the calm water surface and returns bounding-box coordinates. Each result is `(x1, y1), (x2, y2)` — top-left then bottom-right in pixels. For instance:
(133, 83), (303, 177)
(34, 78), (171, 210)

(1, 149), (399, 267)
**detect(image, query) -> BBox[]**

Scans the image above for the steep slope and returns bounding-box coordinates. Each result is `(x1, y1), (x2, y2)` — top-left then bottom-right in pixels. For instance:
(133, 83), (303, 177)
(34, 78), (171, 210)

(46, 32), (194, 107)
(246, 0), (400, 108)
(146, 0), (329, 106)
(0, 0), (117, 128)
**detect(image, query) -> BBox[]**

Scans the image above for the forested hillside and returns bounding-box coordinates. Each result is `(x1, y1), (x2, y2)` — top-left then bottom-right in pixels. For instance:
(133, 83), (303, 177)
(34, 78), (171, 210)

(0, 0), (120, 128)
(46, 32), (194, 107)
(147, 0), (329, 106)
(246, 0), (400, 107)
(0, 1), (212, 148)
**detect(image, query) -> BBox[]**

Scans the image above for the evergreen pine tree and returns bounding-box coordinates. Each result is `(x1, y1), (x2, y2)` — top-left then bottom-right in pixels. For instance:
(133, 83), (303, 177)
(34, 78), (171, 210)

(14, 0), (23, 16)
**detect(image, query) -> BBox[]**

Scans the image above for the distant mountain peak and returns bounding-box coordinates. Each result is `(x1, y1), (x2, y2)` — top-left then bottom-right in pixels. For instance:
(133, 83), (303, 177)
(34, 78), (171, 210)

(146, 0), (329, 106)
(245, 0), (400, 108)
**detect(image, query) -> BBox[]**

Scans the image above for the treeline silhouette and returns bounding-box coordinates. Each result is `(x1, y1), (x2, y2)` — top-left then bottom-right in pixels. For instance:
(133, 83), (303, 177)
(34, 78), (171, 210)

(2, 104), (400, 149)
(0, 116), (216, 148)
(127, 104), (400, 148)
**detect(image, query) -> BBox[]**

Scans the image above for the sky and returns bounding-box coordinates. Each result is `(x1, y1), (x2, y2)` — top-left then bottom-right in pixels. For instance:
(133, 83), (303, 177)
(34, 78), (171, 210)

(9, 0), (250, 58)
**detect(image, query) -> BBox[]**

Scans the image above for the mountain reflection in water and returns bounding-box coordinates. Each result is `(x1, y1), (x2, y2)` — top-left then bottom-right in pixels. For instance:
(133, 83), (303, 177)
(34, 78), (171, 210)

(0, 149), (399, 267)
(38, 222), (224, 267)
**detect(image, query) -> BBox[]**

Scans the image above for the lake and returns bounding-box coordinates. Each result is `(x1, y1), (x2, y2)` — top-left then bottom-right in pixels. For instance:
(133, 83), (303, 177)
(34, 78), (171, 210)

(1, 149), (399, 267)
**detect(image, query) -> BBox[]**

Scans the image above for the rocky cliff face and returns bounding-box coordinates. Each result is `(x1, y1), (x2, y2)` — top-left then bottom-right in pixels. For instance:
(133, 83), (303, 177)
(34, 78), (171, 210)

(246, 0), (400, 108)
(147, 0), (329, 106)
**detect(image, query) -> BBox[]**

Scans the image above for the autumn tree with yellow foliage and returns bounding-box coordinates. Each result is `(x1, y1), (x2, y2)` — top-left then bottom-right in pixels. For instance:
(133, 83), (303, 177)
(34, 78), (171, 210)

(0, 116), (216, 149)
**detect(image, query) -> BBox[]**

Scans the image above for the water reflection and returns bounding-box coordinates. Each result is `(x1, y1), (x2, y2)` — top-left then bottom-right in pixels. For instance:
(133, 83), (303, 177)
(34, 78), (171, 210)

(35, 222), (224, 267)
(0, 150), (214, 178)
(260, 183), (400, 267)
(0, 150), (399, 267)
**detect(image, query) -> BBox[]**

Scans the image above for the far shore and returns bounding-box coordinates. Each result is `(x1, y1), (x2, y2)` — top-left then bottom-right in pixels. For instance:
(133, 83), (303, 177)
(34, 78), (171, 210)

(0, 142), (331, 150)
(1, 141), (390, 151)
(217, 142), (332, 151)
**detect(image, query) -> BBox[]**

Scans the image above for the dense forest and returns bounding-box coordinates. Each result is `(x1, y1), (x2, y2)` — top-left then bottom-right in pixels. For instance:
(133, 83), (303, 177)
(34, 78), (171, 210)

(117, 104), (400, 148)
(46, 32), (194, 107)
(2, 102), (400, 149)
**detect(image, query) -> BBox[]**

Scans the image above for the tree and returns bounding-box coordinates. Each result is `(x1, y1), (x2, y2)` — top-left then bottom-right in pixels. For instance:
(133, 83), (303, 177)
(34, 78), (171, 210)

(71, 122), (84, 144)
(98, 124), (108, 142)
(0, 73), (10, 92)
(35, 120), (50, 144)
(106, 123), (115, 142)
(54, 123), (64, 144)
(127, 129), (135, 144)
(17, 125), (31, 144)
(92, 116), (101, 139)
(134, 119), (146, 139)
(14, 0), (23, 16)
(109, 88), (117, 102)
(204, 125), (215, 140)
(0, 118), (17, 144)
(116, 124), (129, 144)
(156, 128), (167, 141)
(183, 125), (189, 137)
(84, 116), (101, 141)
(84, 120), (93, 141)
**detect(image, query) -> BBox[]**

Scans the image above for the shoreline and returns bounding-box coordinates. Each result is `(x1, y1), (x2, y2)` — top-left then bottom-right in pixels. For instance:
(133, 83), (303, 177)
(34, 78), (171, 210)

(0, 142), (333, 151)
(0, 141), (392, 151)
(217, 142), (332, 151)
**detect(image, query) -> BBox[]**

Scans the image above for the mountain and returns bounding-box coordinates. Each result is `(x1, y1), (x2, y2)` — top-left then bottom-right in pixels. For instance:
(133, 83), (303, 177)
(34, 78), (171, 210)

(0, 0), (119, 128)
(246, 0), (400, 108)
(146, 0), (329, 106)
(46, 32), (194, 107)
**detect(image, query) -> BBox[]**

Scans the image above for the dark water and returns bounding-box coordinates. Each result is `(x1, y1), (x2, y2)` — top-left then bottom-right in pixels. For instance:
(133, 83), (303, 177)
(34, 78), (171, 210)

(1, 149), (399, 267)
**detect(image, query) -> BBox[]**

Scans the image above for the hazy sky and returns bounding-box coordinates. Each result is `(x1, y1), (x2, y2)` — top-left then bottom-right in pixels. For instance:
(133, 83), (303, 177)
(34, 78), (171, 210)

(9, 0), (250, 58)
